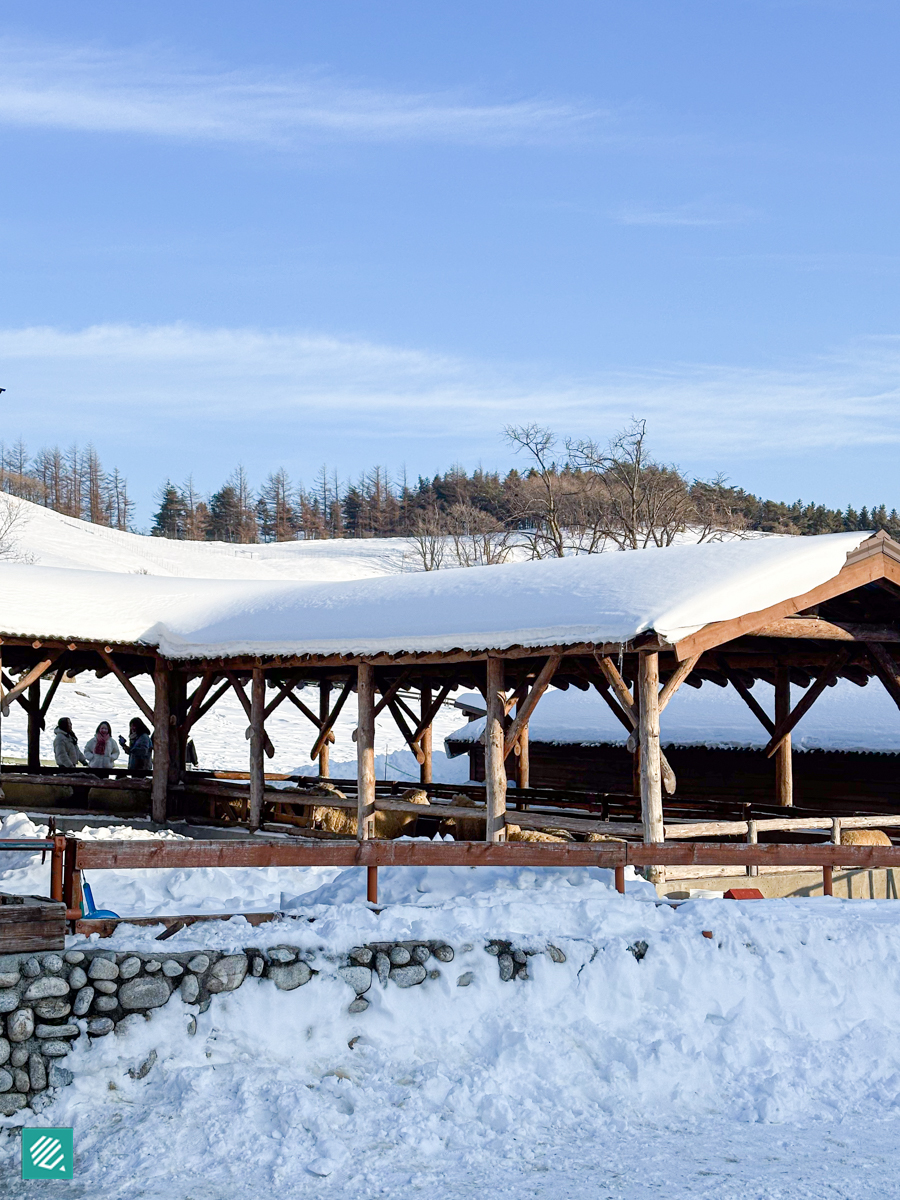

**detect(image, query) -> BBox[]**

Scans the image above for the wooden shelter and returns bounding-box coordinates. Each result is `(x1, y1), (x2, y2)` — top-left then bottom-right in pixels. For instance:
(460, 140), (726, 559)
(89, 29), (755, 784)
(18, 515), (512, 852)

(1, 530), (900, 880)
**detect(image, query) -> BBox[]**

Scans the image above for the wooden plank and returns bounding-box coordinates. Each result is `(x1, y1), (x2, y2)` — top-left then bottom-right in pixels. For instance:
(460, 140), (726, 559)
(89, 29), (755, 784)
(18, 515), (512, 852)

(764, 650), (849, 758)
(73, 837), (626, 870)
(248, 667), (266, 831)
(485, 657), (508, 842)
(98, 649), (155, 723)
(75, 911), (277, 937)
(357, 664), (376, 839)
(626, 842), (900, 868)
(503, 655), (561, 757)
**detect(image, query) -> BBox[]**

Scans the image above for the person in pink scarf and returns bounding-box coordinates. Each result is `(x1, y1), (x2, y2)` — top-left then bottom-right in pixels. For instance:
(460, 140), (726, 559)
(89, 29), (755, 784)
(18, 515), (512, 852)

(84, 721), (121, 770)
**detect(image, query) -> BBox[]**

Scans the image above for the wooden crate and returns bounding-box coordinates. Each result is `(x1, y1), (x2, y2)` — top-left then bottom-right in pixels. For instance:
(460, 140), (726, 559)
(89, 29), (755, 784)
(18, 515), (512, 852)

(0, 893), (66, 953)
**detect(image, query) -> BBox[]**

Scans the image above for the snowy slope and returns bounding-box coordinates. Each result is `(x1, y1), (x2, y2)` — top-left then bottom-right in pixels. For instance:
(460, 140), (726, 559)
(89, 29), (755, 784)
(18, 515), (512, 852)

(448, 676), (900, 755)
(6, 496), (408, 580)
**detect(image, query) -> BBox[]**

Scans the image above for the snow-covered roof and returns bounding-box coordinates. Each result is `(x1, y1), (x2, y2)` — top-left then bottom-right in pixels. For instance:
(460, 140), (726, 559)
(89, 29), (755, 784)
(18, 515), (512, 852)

(446, 677), (900, 755)
(0, 531), (871, 660)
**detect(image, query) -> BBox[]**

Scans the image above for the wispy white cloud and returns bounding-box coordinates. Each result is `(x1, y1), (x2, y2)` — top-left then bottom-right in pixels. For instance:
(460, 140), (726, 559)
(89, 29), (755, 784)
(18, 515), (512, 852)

(0, 37), (602, 148)
(612, 201), (757, 227)
(1, 322), (899, 461)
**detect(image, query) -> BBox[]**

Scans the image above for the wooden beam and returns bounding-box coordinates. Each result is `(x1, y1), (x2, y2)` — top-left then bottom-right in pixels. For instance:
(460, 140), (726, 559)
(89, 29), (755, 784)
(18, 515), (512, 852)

(248, 667), (266, 832)
(865, 642), (900, 710)
(763, 649), (849, 758)
(503, 655), (561, 757)
(485, 656), (508, 842)
(717, 658), (775, 735)
(262, 673), (304, 721)
(357, 664), (376, 840)
(39, 667), (66, 724)
(97, 649), (155, 723)
(657, 654), (700, 713)
(310, 679), (353, 761)
(420, 686), (433, 786)
(639, 651), (664, 849)
(774, 664), (793, 807)
(672, 553), (900, 661)
(0, 670), (33, 716)
(751, 618), (900, 641)
(151, 659), (170, 825)
(594, 654), (638, 723)
(194, 678), (232, 723)
(372, 670), (412, 719)
(410, 682), (454, 744)
(1, 653), (62, 717)
(318, 681), (331, 777)
(27, 681), (41, 770)
(386, 700), (427, 763)
(594, 680), (634, 733)
(182, 670), (217, 732)
(226, 672), (275, 758)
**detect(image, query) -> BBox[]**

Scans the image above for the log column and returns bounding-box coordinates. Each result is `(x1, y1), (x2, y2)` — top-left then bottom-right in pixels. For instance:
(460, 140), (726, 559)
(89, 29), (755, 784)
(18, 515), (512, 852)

(514, 707), (530, 792)
(151, 659), (170, 825)
(639, 651), (664, 881)
(485, 656), (507, 842)
(27, 681), (41, 771)
(318, 681), (331, 778)
(249, 667), (266, 832)
(356, 664), (376, 840)
(775, 664), (793, 808)
(419, 685), (433, 786)
(169, 671), (187, 790)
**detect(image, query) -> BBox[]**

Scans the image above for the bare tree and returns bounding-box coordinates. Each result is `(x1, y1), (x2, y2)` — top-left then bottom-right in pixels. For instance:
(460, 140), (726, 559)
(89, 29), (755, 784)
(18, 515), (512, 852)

(0, 494), (32, 561)
(446, 502), (511, 567)
(503, 424), (568, 558)
(406, 506), (447, 571)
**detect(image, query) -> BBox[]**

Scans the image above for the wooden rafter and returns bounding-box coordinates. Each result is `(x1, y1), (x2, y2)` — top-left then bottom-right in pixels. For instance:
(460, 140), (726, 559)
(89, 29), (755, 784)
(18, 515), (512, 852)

(97, 649), (155, 723)
(309, 678), (353, 760)
(1, 653), (63, 717)
(225, 672), (275, 759)
(503, 655), (561, 758)
(762, 649), (850, 758)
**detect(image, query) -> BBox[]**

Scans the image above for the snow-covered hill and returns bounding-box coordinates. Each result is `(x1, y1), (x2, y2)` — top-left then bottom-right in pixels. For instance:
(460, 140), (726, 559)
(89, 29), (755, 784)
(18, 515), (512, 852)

(4, 496), (409, 581)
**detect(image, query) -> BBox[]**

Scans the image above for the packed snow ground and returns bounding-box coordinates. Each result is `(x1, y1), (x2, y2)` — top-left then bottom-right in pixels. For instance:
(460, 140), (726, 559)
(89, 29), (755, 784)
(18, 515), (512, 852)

(3, 812), (900, 1197)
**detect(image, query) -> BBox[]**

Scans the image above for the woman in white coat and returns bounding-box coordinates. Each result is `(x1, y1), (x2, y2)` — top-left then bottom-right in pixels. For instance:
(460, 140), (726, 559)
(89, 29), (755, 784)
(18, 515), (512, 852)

(84, 721), (120, 770)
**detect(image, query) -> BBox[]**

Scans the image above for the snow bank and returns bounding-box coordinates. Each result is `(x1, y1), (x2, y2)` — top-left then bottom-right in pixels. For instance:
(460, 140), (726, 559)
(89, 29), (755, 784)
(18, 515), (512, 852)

(0, 531), (870, 658)
(448, 676), (900, 754)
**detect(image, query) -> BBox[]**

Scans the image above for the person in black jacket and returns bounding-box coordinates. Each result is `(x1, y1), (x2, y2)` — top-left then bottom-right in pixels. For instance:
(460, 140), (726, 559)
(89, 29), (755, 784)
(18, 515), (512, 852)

(119, 718), (153, 774)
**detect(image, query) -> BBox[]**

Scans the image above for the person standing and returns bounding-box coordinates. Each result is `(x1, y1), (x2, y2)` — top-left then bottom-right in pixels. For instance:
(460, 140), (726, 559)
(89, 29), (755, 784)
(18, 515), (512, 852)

(84, 721), (120, 770)
(119, 718), (153, 773)
(52, 717), (88, 768)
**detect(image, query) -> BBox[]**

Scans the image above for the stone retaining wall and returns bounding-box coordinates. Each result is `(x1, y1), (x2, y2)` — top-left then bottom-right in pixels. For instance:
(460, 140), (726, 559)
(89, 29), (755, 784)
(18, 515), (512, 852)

(0, 938), (566, 1115)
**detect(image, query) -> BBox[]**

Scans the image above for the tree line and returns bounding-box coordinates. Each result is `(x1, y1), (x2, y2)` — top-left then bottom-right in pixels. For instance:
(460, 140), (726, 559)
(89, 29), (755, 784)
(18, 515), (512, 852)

(2, 426), (899, 557)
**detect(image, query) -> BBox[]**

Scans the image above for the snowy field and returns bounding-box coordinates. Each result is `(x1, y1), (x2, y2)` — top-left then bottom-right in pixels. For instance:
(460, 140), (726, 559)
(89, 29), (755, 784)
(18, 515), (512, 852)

(2, 821), (900, 1197)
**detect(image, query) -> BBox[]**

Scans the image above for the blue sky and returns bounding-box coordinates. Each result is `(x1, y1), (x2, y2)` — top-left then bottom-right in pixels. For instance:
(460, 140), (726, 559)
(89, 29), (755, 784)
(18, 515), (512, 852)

(1, 1), (899, 523)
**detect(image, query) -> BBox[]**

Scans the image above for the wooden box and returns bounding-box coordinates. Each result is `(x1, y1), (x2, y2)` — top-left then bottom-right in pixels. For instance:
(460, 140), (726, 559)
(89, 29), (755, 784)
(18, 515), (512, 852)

(0, 893), (66, 953)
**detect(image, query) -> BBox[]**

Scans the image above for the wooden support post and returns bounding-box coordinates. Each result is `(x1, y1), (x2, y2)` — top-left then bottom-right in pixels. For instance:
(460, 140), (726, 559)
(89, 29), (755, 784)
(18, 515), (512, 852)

(775, 665), (793, 808)
(169, 671), (187, 789)
(419, 686), (433, 786)
(639, 651), (664, 884)
(614, 864), (625, 894)
(151, 659), (170, 825)
(823, 865), (833, 897)
(50, 835), (65, 903)
(367, 865), (378, 904)
(357, 664), (376, 840)
(485, 656), (507, 843)
(249, 667), (266, 832)
(27, 681), (41, 770)
(515, 705), (529, 794)
(318, 681), (331, 778)
(747, 818), (759, 878)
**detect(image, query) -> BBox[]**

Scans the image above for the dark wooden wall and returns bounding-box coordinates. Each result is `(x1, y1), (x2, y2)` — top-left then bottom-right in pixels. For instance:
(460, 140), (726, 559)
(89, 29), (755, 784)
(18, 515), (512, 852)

(451, 739), (900, 809)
